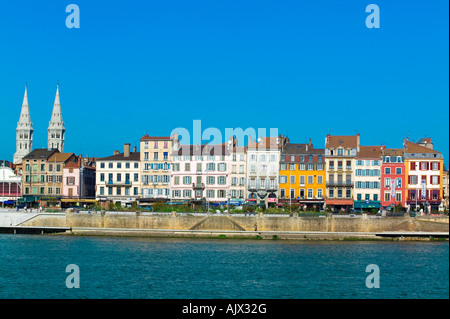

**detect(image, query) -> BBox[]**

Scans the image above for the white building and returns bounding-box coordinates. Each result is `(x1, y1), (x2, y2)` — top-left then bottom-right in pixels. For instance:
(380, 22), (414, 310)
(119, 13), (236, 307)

(170, 143), (230, 206)
(246, 135), (288, 207)
(95, 143), (140, 206)
(0, 161), (22, 203)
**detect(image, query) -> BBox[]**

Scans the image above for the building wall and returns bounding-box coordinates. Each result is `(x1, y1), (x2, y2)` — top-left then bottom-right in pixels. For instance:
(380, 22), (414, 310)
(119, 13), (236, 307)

(170, 154), (231, 203)
(246, 149), (280, 205)
(95, 160), (140, 203)
(405, 157), (443, 209)
(279, 156), (326, 206)
(140, 139), (172, 199)
(354, 158), (382, 206)
(63, 167), (80, 198)
(380, 159), (405, 208)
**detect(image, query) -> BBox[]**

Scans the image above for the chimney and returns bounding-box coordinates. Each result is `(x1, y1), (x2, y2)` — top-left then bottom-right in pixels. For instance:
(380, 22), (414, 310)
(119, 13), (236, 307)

(124, 143), (130, 157)
(133, 146), (137, 153)
(113, 150), (119, 155)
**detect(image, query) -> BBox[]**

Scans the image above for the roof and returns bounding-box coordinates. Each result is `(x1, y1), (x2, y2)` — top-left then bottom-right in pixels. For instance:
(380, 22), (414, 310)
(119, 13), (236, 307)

(382, 148), (404, 156)
(22, 148), (59, 160)
(357, 146), (383, 159)
(140, 134), (171, 141)
(48, 152), (76, 163)
(97, 152), (141, 161)
(404, 141), (441, 154)
(282, 143), (324, 155)
(246, 136), (285, 150)
(325, 134), (359, 149)
(174, 144), (230, 156)
(64, 161), (80, 169)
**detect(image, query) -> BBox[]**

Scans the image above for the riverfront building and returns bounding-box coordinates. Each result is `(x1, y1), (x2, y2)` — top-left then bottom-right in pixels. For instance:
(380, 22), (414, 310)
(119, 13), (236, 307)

(380, 148), (406, 209)
(353, 146), (383, 211)
(61, 157), (96, 207)
(0, 160), (22, 204)
(278, 140), (326, 210)
(246, 135), (288, 207)
(170, 143), (231, 206)
(404, 138), (444, 212)
(227, 136), (247, 206)
(139, 134), (179, 205)
(95, 144), (140, 206)
(324, 134), (360, 212)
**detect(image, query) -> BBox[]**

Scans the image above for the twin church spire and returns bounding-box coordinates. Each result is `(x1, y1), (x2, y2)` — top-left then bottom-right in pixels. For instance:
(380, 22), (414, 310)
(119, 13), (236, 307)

(13, 85), (65, 164)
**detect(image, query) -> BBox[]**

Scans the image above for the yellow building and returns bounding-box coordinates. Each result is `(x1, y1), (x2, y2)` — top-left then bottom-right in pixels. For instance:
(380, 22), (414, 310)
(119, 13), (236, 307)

(278, 141), (326, 210)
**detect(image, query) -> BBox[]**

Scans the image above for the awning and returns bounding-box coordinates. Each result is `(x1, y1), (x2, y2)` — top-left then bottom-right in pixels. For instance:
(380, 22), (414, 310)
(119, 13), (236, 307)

(326, 199), (354, 205)
(61, 199), (97, 203)
(354, 201), (381, 209)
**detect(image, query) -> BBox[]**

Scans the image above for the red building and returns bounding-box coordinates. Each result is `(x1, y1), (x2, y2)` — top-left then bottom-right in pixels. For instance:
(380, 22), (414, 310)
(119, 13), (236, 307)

(380, 148), (406, 209)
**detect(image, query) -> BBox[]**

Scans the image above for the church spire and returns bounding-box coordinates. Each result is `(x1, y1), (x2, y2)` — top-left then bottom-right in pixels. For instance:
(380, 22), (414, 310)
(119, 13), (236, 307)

(48, 84), (65, 152)
(14, 86), (33, 164)
(18, 85), (32, 126)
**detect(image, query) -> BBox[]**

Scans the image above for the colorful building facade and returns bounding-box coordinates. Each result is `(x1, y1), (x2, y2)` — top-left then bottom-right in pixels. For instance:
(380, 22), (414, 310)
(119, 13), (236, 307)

(279, 140), (325, 210)
(380, 148), (406, 209)
(353, 146), (383, 211)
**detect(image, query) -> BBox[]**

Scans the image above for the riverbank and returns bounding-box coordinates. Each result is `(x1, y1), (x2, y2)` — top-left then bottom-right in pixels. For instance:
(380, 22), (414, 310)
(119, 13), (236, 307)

(56, 227), (448, 241)
(3, 210), (447, 241)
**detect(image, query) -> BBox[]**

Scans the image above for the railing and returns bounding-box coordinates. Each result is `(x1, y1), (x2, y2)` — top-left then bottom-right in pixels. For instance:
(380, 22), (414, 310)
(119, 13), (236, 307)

(326, 181), (353, 187)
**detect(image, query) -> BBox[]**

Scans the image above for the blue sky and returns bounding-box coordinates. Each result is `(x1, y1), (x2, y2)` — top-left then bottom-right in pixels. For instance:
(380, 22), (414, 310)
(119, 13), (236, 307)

(0, 0), (448, 164)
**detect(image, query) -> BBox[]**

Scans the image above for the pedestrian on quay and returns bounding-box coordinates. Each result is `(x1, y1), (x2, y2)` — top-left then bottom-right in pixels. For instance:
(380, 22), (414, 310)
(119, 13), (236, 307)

(24, 205), (27, 213)
(254, 223), (257, 231)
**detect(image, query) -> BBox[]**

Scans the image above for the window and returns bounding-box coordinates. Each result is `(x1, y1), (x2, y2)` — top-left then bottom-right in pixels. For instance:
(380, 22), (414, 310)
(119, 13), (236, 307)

(183, 176), (192, 185)
(134, 163), (139, 169)
(260, 155), (266, 162)
(300, 176), (305, 186)
(280, 189), (285, 198)
(207, 190), (215, 198)
(384, 178), (391, 187)
(307, 176), (313, 184)
(134, 187), (138, 196)
(289, 163), (295, 170)
(117, 173), (121, 182)
(299, 164), (305, 170)
(329, 189), (334, 198)
(183, 190), (192, 198)
(385, 167), (391, 174)
(420, 162), (427, 170)
(346, 161), (351, 169)
(163, 152), (168, 160)
(317, 189), (323, 198)
(396, 192), (402, 202)
(409, 175), (417, 184)
(337, 188), (342, 198)
(432, 162), (439, 170)
(338, 161), (343, 169)
(357, 160), (363, 166)
(218, 176), (226, 185)
(308, 164), (314, 171)
(346, 189), (351, 198)
(116, 187), (121, 195)
(280, 175), (287, 184)
(164, 141), (168, 149)
(154, 152), (159, 160)
(337, 149), (343, 155)
(317, 164), (324, 170)
(185, 163), (191, 171)
(207, 176), (215, 185)
(307, 189), (313, 199)
(357, 194), (362, 201)
(108, 163), (113, 169)
(396, 178), (402, 188)
(290, 175), (295, 184)
(317, 176), (323, 184)
(432, 176), (439, 185)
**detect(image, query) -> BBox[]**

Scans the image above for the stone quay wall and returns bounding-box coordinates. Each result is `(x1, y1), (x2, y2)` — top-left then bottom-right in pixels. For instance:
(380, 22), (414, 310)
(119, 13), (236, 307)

(19, 211), (450, 233)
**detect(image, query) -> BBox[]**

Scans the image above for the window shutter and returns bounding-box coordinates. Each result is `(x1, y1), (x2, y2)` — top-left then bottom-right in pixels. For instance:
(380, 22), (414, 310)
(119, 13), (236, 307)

(438, 162), (441, 170)
(438, 176), (440, 184)
(430, 175), (433, 184)
(426, 162), (429, 170)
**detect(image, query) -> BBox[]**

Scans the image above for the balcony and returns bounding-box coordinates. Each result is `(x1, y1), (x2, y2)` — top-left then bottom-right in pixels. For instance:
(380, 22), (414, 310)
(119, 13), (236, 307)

(326, 181), (353, 187)
(106, 180), (132, 187)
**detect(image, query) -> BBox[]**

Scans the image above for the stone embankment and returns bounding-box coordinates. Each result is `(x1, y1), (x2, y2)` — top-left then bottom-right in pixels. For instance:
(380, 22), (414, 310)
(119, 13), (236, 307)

(12, 210), (449, 240)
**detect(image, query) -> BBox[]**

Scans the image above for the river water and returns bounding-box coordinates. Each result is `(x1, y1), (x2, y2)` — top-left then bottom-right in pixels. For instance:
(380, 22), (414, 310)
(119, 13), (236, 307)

(0, 234), (448, 299)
